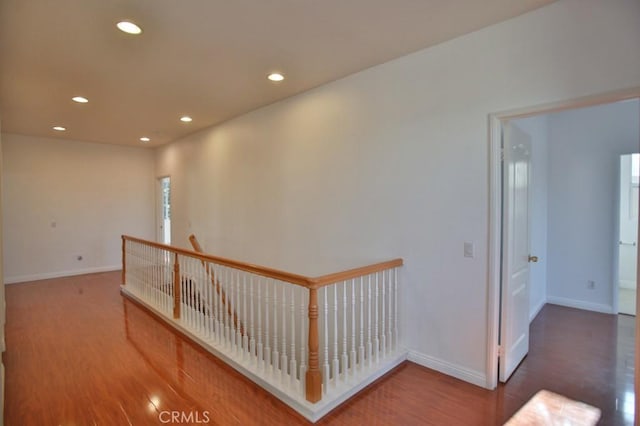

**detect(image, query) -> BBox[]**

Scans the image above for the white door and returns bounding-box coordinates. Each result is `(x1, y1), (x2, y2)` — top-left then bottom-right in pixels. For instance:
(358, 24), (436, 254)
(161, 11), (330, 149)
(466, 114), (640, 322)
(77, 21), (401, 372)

(499, 123), (534, 382)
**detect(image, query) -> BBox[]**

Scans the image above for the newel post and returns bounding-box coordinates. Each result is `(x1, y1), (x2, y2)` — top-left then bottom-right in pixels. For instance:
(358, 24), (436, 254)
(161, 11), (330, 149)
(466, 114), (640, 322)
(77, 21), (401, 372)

(173, 253), (181, 319)
(305, 287), (322, 402)
(121, 236), (126, 286)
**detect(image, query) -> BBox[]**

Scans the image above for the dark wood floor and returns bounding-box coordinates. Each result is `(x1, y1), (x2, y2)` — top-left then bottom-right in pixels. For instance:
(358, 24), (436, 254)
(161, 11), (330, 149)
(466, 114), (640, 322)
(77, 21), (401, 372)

(3, 271), (635, 425)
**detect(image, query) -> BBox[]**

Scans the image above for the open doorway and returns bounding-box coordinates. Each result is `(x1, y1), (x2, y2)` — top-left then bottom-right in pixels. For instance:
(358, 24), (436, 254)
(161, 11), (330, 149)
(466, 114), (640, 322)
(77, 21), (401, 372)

(486, 88), (640, 389)
(157, 176), (171, 245)
(618, 153), (639, 316)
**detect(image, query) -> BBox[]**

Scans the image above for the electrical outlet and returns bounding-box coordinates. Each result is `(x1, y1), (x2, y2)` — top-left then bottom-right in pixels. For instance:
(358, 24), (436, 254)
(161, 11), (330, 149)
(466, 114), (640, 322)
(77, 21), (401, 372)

(587, 280), (595, 290)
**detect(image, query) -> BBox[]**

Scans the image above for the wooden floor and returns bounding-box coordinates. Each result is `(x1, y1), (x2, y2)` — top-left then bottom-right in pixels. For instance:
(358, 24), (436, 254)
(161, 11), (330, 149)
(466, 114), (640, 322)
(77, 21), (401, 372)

(3, 271), (635, 425)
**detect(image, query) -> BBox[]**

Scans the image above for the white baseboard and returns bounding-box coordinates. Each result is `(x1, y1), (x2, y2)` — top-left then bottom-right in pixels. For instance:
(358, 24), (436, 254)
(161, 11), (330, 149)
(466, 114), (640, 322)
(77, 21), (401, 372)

(546, 296), (613, 314)
(408, 350), (486, 388)
(529, 298), (546, 322)
(4, 265), (121, 284)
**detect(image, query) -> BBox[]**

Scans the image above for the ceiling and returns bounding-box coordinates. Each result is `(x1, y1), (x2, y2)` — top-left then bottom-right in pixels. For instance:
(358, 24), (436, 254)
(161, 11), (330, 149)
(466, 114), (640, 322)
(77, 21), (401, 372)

(0, 0), (556, 148)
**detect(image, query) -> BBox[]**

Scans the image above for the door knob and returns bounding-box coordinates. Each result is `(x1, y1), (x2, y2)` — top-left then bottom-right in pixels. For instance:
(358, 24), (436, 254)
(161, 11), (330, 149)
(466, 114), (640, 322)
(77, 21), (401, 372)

(528, 255), (538, 263)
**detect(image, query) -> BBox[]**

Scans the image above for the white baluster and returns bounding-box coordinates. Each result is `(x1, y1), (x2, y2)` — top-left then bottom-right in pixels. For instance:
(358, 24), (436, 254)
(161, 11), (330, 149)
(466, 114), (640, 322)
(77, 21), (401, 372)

(168, 250), (173, 314)
(192, 259), (197, 329)
(281, 284), (288, 381)
(143, 244), (148, 300)
(228, 268), (235, 349)
(196, 259), (202, 333)
(214, 264), (220, 341)
(153, 246), (157, 304)
(217, 265), (224, 344)
(201, 260), (207, 335)
(224, 267), (231, 348)
(289, 286), (296, 386)
(375, 273), (380, 364)
(156, 248), (160, 308)
(154, 247), (158, 306)
(150, 245), (155, 306)
(322, 287), (329, 394)
(272, 280), (279, 373)
(394, 268), (399, 351)
(141, 243), (145, 295)
(387, 269), (392, 355)
(257, 277), (263, 369)
(183, 257), (189, 327)
(186, 258), (192, 328)
(145, 244), (149, 296)
(332, 284), (339, 386)
(341, 281), (348, 382)
(190, 258), (196, 330)
(210, 263), (218, 342)
(241, 274), (247, 360)
(177, 253), (182, 322)
(235, 270), (242, 354)
(130, 242), (135, 291)
(148, 244), (151, 301)
(154, 247), (159, 306)
(175, 254), (180, 320)
(158, 249), (163, 310)
(381, 270), (387, 357)
(250, 275), (256, 363)
(367, 275), (372, 368)
(158, 249), (162, 311)
(148, 247), (155, 302)
(190, 260), (195, 329)
(358, 277), (365, 370)
(222, 266), (228, 343)
(299, 288), (307, 397)
(157, 248), (161, 308)
(350, 279), (356, 378)
(265, 278), (271, 371)
(197, 260), (203, 332)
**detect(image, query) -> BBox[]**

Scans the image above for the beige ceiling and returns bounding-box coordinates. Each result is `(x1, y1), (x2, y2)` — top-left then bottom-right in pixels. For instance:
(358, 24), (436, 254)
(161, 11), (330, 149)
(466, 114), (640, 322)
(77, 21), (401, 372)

(0, 0), (556, 147)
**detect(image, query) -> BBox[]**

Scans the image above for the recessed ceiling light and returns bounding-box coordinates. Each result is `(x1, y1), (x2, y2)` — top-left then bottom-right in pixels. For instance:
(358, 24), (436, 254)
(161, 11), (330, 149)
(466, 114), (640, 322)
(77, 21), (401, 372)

(180, 116), (193, 123)
(53, 126), (66, 131)
(72, 96), (88, 103)
(267, 73), (285, 82)
(140, 137), (150, 143)
(117, 20), (142, 35)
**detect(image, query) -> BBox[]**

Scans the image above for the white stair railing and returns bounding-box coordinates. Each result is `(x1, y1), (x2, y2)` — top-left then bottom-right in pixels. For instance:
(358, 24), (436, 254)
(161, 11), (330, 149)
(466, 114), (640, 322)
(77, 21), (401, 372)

(121, 235), (403, 422)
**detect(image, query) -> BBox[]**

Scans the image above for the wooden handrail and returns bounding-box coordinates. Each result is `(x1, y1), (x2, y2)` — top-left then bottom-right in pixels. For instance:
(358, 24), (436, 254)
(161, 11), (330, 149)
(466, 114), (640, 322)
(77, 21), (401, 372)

(122, 235), (403, 289)
(188, 234), (246, 337)
(310, 258), (403, 287)
(123, 235), (312, 286)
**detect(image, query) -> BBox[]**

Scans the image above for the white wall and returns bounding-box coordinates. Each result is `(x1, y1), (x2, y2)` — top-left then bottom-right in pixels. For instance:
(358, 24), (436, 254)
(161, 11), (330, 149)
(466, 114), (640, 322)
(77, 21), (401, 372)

(2, 134), (156, 283)
(546, 100), (640, 313)
(512, 116), (549, 322)
(156, 0), (640, 386)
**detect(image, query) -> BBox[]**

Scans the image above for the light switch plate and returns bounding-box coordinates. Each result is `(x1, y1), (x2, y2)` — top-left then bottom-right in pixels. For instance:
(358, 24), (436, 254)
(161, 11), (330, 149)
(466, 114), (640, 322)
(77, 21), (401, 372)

(464, 242), (474, 258)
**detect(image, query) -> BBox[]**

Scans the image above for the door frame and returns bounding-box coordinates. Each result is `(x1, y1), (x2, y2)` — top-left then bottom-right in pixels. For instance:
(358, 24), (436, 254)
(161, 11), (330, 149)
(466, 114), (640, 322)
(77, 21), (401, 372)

(614, 153), (640, 316)
(486, 87), (640, 390)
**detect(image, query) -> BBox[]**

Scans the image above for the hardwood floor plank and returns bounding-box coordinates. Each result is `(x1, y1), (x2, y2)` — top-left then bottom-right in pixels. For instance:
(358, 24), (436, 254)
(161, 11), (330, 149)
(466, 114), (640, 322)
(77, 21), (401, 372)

(3, 272), (635, 425)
